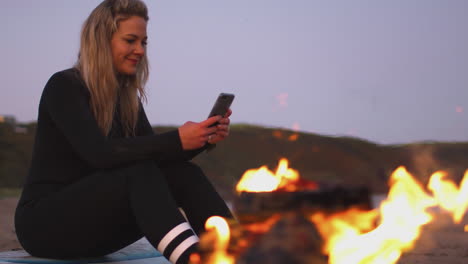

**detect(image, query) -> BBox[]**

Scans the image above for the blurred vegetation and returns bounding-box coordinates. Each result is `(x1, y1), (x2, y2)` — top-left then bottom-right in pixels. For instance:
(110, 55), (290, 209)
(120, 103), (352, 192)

(1, 122), (468, 201)
(0, 188), (22, 199)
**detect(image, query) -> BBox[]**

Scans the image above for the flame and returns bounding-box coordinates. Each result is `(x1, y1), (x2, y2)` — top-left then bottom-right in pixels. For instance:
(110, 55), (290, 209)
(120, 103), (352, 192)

(311, 209), (379, 260)
(311, 166), (438, 264)
(205, 216), (234, 264)
(310, 166), (468, 264)
(236, 158), (300, 192)
(428, 170), (468, 223)
(243, 214), (282, 233)
(232, 159), (468, 263)
(189, 253), (201, 263)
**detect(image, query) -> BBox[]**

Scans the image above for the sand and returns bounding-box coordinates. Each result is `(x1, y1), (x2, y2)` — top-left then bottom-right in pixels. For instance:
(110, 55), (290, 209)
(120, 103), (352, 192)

(0, 198), (22, 251)
(397, 212), (468, 264)
(1, 198), (468, 263)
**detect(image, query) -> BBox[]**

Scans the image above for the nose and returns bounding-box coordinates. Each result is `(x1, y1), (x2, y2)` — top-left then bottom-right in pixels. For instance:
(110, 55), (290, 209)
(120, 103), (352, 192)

(134, 43), (145, 56)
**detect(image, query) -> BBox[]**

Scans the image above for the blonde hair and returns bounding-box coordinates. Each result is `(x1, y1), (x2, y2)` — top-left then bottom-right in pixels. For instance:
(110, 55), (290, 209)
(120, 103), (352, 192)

(75, 0), (149, 137)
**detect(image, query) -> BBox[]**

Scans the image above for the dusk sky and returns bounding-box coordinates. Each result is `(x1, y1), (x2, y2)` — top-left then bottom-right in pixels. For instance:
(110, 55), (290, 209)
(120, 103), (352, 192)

(1, 0), (468, 144)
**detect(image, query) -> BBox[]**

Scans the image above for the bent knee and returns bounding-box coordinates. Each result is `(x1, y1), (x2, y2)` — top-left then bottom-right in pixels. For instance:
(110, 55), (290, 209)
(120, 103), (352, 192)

(121, 160), (159, 174)
(165, 161), (204, 174)
(181, 161), (204, 173)
(159, 161), (208, 184)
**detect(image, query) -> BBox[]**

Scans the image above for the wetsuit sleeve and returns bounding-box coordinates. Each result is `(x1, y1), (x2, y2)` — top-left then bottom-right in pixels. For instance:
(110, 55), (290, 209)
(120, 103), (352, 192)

(136, 103), (210, 160)
(43, 71), (186, 169)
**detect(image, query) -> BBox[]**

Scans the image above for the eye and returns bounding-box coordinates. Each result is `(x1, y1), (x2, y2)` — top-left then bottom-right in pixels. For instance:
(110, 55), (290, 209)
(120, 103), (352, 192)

(142, 41), (148, 46)
(125, 39), (136, 44)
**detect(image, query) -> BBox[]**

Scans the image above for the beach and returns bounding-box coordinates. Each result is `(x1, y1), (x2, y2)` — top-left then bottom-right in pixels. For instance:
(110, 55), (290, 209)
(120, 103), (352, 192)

(0, 197), (21, 251)
(1, 197), (468, 263)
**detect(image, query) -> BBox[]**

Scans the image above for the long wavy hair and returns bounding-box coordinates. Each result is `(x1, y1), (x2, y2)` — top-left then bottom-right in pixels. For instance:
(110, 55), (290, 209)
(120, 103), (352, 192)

(75, 0), (149, 137)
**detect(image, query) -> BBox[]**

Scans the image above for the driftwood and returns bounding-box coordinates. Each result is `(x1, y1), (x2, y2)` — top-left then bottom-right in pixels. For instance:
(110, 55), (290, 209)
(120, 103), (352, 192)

(194, 187), (372, 263)
(237, 212), (327, 264)
(233, 186), (372, 223)
(195, 212), (327, 264)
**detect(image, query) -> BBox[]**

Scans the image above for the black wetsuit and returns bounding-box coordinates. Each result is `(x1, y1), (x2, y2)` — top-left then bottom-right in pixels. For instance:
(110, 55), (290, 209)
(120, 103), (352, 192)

(14, 68), (232, 264)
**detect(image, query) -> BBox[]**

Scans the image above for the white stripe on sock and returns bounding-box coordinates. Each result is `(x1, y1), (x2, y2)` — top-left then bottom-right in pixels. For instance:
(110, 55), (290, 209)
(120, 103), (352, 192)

(169, 235), (199, 264)
(157, 222), (192, 253)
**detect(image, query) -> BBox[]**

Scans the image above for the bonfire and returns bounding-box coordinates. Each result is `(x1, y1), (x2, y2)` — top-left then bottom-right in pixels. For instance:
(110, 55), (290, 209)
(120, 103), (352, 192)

(191, 158), (468, 264)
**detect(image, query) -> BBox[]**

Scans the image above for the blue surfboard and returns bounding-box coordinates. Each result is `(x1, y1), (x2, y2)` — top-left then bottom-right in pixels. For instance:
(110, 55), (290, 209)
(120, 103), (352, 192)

(0, 238), (170, 264)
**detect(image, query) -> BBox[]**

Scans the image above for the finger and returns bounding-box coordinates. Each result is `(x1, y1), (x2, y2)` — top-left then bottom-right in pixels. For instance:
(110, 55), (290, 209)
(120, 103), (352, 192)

(201, 115), (222, 127)
(216, 124), (229, 131)
(206, 126), (218, 135)
(216, 131), (229, 137)
(215, 129), (229, 136)
(211, 133), (227, 144)
(219, 117), (230, 125)
(207, 134), (220, 144)
(209, 135), (221, 144)
(224, 109), (232, 118)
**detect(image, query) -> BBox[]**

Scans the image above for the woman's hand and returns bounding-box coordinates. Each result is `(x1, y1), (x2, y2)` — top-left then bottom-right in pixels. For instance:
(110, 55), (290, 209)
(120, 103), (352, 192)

(178, 115), (221, 150)
(207, 109), (232, 145)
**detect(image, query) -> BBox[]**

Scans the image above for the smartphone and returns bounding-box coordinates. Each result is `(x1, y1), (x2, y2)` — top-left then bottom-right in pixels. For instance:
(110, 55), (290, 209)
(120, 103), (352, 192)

(208, 93), (235, 126)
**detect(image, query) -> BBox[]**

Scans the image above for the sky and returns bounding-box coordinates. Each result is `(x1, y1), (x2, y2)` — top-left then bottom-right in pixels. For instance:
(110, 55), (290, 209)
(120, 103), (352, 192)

(1, 0), (468, 145)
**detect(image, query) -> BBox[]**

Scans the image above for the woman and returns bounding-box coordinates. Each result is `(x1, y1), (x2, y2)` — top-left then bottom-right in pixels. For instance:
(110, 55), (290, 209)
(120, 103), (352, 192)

(14, 1), (233, 264)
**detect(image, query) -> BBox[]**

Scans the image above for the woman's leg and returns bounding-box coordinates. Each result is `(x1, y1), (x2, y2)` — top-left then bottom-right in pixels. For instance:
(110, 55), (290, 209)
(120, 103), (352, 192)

(15, 160), (198, 264)
(158, 161), (234, 235)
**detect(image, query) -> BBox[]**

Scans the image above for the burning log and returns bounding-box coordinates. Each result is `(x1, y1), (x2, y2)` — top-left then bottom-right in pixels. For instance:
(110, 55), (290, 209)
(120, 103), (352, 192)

(194, 158), (468, 264)
(233, 157), (372, 223)
(237, 212), (327, 264)
(194, 213), (328, 264)
(234, 186), (372, 223)
(228, 185), (372, 263)
(193, 158), (373, 263)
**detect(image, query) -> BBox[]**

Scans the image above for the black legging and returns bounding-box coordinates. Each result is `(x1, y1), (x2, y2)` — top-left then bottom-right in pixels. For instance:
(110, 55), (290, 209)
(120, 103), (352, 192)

(15, 160), (232, 263)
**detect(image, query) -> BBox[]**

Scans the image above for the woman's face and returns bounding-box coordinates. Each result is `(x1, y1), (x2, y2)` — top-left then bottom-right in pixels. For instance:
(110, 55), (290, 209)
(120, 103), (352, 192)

(111, 16), (147, 75)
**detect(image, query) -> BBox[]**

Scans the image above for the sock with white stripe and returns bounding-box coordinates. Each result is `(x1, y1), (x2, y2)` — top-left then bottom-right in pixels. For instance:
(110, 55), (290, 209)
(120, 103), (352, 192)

(174, 243), (198, 264)
(157, 222), (199, 264)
